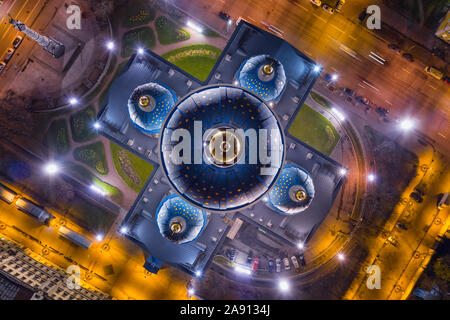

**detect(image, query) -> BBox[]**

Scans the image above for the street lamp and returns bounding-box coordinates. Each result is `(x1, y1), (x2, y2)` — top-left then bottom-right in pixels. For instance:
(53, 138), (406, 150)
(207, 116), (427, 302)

(234, 265), (252, 275)
(297, 242), (304, 250)
(186, 20), (203, 33)
(331, 74), (338, 81)
(337, 253), (345, 261)
(44, 162), (60, 175)
(195, 270), (202, 278)
(331, 107), (345, 121)
(137, 47), (145, 55)
(279, 279), (289, 292)
(93, 121), (101, 130)
(95, 234), (104, 242)
(69, 97), (79, 105)
(399, 118), (414, 132)
(339, 168), (348, 176)
(106, 41), (115, 51)
(313, 65), (321, 72)
(119, 226), (128, 234)
(367, 174), (376, 182)
(188, 288), (195, 296)
(90, 184), (107, 196)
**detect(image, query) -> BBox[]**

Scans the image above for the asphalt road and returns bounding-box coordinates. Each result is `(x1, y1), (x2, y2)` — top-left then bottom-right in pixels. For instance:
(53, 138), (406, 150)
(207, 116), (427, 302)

(183, 0), (449, 155)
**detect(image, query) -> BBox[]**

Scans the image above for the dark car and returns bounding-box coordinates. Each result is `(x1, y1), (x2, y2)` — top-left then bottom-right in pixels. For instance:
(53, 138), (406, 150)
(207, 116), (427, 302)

(410, 191), (423, 203)
(12, 36), (23, 48)
(414, 187), (425, 197)
(246, 252), (253, 265)
(387, 43), (400, 53)
(297, 253), (306, 266)
(443, 76), (450, 85)
(324, 73), (334, 82)
(358, 9), (368, 22)
(343, 88), (355, 96)
(218, 11), (231, 22)
(375, 106), (389, 116)
(356, 96), (370, 105)
(402, 53), (414, 62)
(228, 249), (236, 262)
(396, 223), (408, 231)
(268, 259), (275, 273)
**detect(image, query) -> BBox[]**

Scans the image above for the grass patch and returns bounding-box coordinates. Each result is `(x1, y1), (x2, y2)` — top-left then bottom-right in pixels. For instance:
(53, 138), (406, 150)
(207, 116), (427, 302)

(155, 16), (190, 45)
(66, 196), (116, 233)
(64, 161), (122, 204)
(121, 0), (155, 28)
(73, 141), (108, 176)
(203, 28), (220, 38)
(110, 142), (154, 193)
(69, 106), (98, 143)
(289, 104), (340, 156)
(310, 91), (332, 109)
(121, 27), (156, 58)
(43, 119), (70, 155)
(161, 44), (222, 81)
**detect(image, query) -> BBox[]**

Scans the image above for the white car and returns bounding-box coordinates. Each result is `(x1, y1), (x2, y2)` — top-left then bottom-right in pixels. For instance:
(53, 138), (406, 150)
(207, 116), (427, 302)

(290, 256), (300, 269)
(275, 258), (281, 272)
(310, 0), (322, 6)
(283, 257), (290, 270)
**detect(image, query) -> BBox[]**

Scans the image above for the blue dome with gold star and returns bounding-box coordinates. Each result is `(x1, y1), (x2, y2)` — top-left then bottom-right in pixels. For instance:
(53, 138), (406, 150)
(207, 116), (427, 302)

(267, 164), (315, 215)
(236, 55), (286, 102)
(160, 85), (285, 213)
(127, 82), (177, 134)
(155, 194), (207, 244)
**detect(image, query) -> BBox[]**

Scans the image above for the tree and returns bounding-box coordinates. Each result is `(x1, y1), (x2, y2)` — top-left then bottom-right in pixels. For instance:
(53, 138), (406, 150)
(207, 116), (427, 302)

(89, 0), (115, 19)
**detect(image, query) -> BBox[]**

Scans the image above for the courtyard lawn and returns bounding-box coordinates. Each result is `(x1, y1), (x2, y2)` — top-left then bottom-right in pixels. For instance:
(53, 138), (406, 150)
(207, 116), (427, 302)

(289, 104), (340, 156)
(73, 141), (108, 176)
(310, 91), (332, 109)
(43, 119), (71, 155)
(161, 44), (222, 81)
(121, 27), (156, 58)
(69, 106), (98, 143)
(110, 142), (154, 193)
(154, 16), (190, 45)
(121, 0), (155, 28)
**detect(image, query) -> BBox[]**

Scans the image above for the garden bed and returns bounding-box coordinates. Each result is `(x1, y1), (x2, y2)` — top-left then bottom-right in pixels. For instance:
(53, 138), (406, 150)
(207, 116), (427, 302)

(121, 27), (156, 58)
(154, 16), (190, 45)
(121, 0), (155, 28)
(73, 141), (108, 176)
(43, 119), (71, 155)
(69, 106), (98, 143)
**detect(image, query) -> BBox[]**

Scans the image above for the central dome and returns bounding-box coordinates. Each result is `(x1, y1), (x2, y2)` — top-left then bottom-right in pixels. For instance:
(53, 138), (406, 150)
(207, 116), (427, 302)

(160, 85), (285, 212)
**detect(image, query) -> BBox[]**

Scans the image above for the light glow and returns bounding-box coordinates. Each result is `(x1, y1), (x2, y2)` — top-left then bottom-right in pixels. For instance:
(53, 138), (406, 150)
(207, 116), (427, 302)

(313, 65), (321, 72)
(234, 265), (252, 275)
(331, 74), (338, 81)
(331, 107), (345, 121)
(399, 118), (414, 131)
(90, 184), (107, 196)
(69, 97), (79, 105)
(279, 279), (290, 292)
(44, 162), (60, 175)
(186, 20), (204, 33)
(367, 174), (376, 182)
(106, 41), (115, 50)
(96, 234), (104, 241)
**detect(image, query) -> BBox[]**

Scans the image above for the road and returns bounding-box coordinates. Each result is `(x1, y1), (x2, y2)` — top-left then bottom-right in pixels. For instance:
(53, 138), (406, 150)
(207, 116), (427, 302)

(178, 0), (449, 155)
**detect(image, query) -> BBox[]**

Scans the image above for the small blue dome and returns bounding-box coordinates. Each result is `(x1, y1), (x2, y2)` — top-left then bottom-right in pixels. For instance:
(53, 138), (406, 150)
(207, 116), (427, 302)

(127, 82), (177, 134)
(236, 55), (286, 102)
(155, 194), (207, 244)
(267, 164), (315, 215)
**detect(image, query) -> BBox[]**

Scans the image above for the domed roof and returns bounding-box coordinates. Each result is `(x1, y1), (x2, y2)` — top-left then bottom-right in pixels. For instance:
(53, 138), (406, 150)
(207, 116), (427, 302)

(160, 85), (285, 212)
(127, 82), (177, 134)
(155, 194), (207, 244)
(267, 164), (315, 215)
(236, 55), (286, 102)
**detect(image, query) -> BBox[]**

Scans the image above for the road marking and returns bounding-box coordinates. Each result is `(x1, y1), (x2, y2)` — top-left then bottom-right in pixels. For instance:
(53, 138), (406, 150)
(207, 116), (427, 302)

(246, 16), (257, 23)
(428, 84), (437, 90)
(303, 50), (312, 57)
(349, 35), (356, 40)
(402, 68), (411, 74)
(385, 100), (393, 106)
(330, 24), (344, 33)
(313, 14), (327, 23)
(291, 1), (309, 11)
(438, 132), (446, 138)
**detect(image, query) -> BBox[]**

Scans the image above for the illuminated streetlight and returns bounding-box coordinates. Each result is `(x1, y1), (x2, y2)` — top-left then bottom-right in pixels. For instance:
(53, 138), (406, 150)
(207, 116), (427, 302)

(297, 242), (304, 249)
(186, 20), (203, 33)
(331, 107), (345, 121)
(106, 41), (115, 50)
(234, 265), (252, 275)
(234, 80), (239, 86)
(279, 279), (289, 292)
(399, 118), (414, 132)
(90, 184), (107, 196)
(93, 121), (101, 130)
(331, 74), (338, 81)
(337, 253), (345, 261)
(119, 226), (128, 234)
(339, 168), (348, 176)
(188, 288), (195, 295)
(95, 234), (104, 241)
(195, 270), (202, 278)
(367, 174), (376, 182)
(44, 162), (60, 175)
(313, 65), (321, 72)
(137, 47), (145, 55)
(227, 19), (233, 25)
(69, 97), (79, 105)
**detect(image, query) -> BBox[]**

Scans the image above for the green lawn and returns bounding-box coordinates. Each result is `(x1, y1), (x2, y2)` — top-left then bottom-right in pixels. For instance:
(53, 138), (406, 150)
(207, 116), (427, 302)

(121, 0), (155, 28)
(310, 91), (332, 109)
(110, 142), (154, 193)
(43, 119), (71, 155)
(154, 16), (190, 45)
(121, 27), (156, 58)
(289, 104), (340, 156)
(69, 106), (98, 143)
(73, 141), (108, 176)
(161, 44), (222, 81)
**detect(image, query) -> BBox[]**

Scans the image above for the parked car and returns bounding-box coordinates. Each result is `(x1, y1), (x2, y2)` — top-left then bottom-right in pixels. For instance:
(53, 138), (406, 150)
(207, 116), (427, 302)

(437, 193), (449, 210)
(251, 258), (260, 271)
(0, 62), (6, 75)
(297, 253), (306, 266)
(414, 186), (425, 197)
(401, 53), (414, 62)
(343, 88), (355, 96)
(358, 9), (367, 22)
(387, 43), (401, 53)
(310, 0), (321, 6)
(410, 191), (423, 203)
(12, 35), (23, 48)
(324, 73), (333, 82)
(356, 96), (370, 105)
(268, 259), (275, 273)
(275, 258), (281, 273)
(425, 66), (444, 80)
(218, 11), (231, 22)
(321, 4), (334, 14)
(335, 0), (345, 12)
(396, 222), (408, 231)
(0, 183), (17, 204)
(290, 256), (300, 269)
(3, 48), (14, 63)
(227, 249), (236, 262)
(443, 76), (450, 85)
(375, 106), (389, 117)
(246, 252), (253, 265)
(283, 257), (290, 270)
(386, 236), (399, 247)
